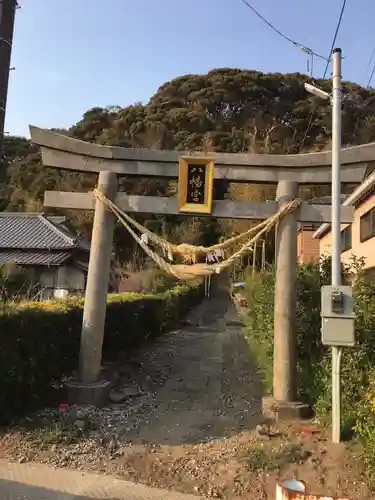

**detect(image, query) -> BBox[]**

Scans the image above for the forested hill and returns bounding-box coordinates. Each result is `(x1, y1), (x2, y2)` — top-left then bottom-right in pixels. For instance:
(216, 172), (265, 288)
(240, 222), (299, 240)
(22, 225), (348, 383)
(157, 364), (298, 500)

(1, 68), (375, 263)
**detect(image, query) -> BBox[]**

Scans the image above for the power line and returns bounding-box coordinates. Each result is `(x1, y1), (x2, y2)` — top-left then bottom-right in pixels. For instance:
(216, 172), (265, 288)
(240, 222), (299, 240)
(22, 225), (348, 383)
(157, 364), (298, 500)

(366, 47), (375, 88)
(367, 63), (375, 89)
(365, 47), (375, 78)
(322, 0), (347, 79)
(239, 0), (328, 61)
(0, 0), (17, 182)
(299, 0), (347, 151)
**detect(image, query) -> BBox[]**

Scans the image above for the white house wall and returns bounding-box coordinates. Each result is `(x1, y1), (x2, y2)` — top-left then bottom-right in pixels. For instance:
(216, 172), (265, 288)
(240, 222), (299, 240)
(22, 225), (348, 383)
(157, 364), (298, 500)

(39, 268), (57, 299)
(56, 265), (85, 294)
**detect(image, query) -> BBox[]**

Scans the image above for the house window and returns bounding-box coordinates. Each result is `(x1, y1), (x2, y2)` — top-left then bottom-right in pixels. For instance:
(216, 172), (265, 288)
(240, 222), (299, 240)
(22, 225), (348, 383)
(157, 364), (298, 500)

(360, 207), (375, 242)
(341, 226), (352, 252)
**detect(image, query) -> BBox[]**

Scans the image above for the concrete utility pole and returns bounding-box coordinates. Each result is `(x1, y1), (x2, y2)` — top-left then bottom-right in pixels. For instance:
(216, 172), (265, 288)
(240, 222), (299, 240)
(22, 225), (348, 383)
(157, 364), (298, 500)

(273, 181), (298, 402)
(79, 171), (117, 384)
(331, 48), (343, 444)
(0, 0), (17, 177)
(305, 48), (348, 443)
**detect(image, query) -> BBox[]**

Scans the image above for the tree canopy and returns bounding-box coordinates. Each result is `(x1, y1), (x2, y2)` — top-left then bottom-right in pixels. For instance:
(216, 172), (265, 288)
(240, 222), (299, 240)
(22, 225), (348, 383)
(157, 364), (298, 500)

(2, 68), (375, 265)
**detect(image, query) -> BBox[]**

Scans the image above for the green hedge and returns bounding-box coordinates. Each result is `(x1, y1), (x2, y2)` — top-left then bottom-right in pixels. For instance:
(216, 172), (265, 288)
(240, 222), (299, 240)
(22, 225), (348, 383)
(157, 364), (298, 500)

(0, 281), (203, 423)
(243, 262), (329, 406)
(242, 258), (375, 479)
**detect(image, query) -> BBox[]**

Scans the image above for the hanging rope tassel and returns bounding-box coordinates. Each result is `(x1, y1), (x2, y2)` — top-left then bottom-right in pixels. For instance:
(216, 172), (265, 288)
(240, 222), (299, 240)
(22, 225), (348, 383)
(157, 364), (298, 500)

(93, 189), (301, 281)
(94, 189), (301, 261)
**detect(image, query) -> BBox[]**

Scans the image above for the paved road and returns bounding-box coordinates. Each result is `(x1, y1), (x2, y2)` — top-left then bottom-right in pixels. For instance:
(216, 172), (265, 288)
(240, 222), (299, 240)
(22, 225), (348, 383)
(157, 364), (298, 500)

(0, 460), (203, 500)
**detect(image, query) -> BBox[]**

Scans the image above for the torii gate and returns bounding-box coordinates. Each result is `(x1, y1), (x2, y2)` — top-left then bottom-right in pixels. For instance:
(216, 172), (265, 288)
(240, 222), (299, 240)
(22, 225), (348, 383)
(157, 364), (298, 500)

(29, 125), (374, 416)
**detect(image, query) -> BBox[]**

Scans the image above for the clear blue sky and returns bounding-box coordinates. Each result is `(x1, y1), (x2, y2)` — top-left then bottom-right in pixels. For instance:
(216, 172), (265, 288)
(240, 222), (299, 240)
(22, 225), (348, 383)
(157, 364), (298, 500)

(5, 0), (375, 137)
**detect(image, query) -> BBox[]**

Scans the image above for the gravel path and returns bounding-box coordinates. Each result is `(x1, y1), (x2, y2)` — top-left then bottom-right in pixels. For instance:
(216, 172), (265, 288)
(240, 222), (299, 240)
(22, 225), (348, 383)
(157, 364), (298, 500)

(115, 296), (263, 446)
(1, 293), (373, 499)
(1, 293), (264, 463)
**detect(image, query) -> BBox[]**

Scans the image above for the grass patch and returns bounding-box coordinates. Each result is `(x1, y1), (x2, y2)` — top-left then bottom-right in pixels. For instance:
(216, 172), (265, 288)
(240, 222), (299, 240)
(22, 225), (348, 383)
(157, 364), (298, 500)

(244, 444), (310, 472)
(24, 421), (81, 449)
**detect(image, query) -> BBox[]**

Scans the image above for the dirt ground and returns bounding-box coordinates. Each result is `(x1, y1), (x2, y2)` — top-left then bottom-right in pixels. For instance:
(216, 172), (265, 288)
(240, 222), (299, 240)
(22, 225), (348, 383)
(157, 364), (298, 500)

(0, 297), (372, 499)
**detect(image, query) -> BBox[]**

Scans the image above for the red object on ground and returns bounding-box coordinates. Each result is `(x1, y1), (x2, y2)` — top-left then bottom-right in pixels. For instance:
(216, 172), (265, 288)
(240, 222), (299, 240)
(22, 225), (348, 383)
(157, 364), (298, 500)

(300, 426), (316, 434)
(58, 403), (69, 409)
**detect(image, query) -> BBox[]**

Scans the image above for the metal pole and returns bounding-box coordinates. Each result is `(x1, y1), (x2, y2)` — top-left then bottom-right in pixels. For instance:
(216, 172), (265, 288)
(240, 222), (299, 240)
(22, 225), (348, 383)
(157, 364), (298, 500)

(0, 0), (17, 180)
(331, 48), (342, 444)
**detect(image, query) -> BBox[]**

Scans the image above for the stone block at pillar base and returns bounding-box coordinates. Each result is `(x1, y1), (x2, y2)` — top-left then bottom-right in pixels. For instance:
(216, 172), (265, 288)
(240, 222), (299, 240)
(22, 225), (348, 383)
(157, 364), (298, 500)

(262, 396), (312, 421)
(65, 379), (111, 407)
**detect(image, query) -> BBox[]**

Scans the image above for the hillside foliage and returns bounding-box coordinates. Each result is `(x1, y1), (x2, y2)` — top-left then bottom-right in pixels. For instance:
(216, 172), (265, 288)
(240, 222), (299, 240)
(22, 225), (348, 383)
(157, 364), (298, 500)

(2, 68), (375, 267)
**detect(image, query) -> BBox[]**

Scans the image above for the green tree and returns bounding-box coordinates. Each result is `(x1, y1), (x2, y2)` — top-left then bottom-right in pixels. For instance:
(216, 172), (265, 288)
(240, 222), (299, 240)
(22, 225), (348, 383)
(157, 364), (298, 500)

(4, 68), (375, 267)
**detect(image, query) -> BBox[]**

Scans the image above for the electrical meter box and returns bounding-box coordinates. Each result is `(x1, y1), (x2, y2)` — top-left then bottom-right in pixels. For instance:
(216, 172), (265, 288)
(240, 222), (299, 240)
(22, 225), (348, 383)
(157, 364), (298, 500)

(321, 285), (355, 347)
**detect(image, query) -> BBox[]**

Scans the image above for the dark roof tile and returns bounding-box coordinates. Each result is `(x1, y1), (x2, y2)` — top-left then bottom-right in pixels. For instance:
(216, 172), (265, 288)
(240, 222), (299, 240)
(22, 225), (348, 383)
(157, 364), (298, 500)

(0, 250), (71, 266)
(0, 213), (90, 250)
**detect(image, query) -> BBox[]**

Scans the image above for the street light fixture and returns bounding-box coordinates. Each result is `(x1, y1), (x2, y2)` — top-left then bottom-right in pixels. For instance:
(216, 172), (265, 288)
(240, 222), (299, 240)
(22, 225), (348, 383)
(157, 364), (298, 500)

(304, 82), (330, 101)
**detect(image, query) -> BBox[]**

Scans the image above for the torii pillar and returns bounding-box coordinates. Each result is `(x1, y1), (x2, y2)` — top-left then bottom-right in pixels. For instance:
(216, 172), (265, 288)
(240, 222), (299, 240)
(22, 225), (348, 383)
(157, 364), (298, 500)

(274, 181), (298, 402)
(262, 180), (311, 420)
(79, 171), (117, 383)
(66, 171), (118, 406)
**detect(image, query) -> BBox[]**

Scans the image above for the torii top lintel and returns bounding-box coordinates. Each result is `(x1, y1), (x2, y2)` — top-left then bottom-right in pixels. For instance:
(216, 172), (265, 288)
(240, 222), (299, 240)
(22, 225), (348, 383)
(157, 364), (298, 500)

(29, 126), (374, 184)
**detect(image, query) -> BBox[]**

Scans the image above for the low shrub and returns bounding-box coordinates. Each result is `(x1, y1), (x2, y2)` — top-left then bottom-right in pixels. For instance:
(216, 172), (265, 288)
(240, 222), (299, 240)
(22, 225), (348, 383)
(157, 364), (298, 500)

(0, 262), (36, 302)
(315, 275), (375, 429)
(242, 269), (275, 392)
(353, 368), (375, 478)
(242, 256), (375, 478)
(0, 280), (203, 424)
(242, 261), (329, 404)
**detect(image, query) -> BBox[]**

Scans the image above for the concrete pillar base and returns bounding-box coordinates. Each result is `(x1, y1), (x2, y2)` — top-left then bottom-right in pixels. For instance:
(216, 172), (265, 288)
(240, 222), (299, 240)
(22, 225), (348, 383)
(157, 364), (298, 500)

(262, 396), (312, 421)
(65, 379), (111, 407)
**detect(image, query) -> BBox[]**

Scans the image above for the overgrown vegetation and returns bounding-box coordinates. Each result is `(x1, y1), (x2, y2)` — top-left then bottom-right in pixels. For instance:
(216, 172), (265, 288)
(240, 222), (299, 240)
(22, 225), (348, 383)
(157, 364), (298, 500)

(0, 263), (37, 303)
(0, 280), (203, 424)
(245, 444), (309, 472)
(243, 256), (375, 479)
(25, 421), (81, 449)
(2, 68), (375, 270)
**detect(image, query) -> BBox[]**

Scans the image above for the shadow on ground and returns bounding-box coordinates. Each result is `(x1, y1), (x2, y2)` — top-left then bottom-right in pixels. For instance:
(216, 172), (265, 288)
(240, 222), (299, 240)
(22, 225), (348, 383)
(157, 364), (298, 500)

(0, 478), (114, 500)
(2, 276), (264, 453)
(110, 291), (264, 446)
(0, 462), (201, 500)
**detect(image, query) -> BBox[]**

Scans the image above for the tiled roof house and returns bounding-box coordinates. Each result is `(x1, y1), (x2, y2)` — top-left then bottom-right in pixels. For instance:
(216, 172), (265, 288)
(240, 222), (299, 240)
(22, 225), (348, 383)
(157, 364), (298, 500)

(0, 213), (90, 299)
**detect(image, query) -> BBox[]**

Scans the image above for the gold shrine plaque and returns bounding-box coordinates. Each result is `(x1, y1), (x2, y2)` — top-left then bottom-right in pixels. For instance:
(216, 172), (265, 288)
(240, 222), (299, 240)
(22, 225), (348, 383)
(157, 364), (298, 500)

(178, 156), (214, 214)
